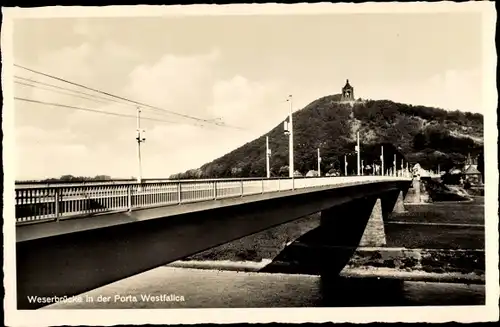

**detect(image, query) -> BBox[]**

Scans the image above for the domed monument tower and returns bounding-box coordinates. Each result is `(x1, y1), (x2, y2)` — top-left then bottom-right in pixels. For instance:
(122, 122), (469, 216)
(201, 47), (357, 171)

(341, 79), (354, 101)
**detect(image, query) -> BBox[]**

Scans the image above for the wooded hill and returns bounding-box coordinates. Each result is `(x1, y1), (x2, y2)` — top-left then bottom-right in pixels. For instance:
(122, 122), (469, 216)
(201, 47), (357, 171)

(171, 95), (483, 179)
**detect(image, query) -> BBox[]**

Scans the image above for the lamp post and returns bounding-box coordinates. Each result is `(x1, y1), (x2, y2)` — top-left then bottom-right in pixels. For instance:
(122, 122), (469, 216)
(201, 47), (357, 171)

(317, 148), (321, 176)
(380, 145), (384, 176)
(285, 95), (294, 189)
(393, 154), (397, 177)
(356, 131), (361, 176)
(266, 136), (271, 178)
(136, 106), (146, 184)
(344, 154), (348, 176)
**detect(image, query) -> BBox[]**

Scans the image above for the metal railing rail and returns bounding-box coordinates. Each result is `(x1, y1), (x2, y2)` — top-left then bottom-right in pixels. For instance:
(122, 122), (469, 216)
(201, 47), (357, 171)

(15, 174), (412, 225)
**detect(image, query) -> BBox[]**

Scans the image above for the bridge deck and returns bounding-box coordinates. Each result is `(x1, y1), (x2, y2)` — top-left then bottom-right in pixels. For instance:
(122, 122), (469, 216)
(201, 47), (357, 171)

(16, 178), (410, 242)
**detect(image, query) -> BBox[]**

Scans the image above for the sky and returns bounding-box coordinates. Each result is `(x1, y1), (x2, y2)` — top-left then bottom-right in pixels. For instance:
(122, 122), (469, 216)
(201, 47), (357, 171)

(9, 8), (488, 180)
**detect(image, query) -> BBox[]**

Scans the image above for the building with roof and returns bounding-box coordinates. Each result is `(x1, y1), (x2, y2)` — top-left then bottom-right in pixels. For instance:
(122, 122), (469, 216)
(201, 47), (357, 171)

(463, 153), (483, 185)
(463, 164), (482, 185)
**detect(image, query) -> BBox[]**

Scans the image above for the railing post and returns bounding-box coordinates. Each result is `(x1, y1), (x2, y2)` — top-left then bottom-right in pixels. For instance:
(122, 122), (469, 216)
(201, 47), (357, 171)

(177, 183), (182, 204)
(54, 188), (60, 222)
(127, 185), (132, 211)
(261, 179), (264, 194)
(240, 180), (244, 197)
(278, 178), (281, 192)
(213, 181), (217, 200)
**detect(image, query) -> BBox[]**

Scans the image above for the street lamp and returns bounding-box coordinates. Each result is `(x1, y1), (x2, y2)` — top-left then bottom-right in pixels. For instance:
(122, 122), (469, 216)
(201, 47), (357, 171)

(393, 154), (397, 177)
(266, 136), (271, 178)
(136, 107), (146, 185)
(380, 145), (384, 176)
(344, 154), (348, 176)
(285, 95), (294, 189)
(355, 131), (361, 176)
(317, 148), (321, 176)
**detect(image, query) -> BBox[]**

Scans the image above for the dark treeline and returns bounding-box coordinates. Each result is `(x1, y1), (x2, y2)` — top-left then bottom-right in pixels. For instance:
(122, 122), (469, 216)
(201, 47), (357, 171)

(17, 175), (116, 183)
(171, 96), (483, 179)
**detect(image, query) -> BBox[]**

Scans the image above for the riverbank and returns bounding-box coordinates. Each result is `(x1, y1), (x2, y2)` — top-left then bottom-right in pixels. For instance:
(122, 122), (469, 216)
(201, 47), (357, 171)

(180, 196), (484, 279)
(168, 259), (485, 285)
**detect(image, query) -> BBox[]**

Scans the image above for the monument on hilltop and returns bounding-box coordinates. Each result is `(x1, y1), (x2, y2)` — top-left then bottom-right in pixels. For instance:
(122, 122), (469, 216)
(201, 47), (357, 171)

(341, 79), (355, 102)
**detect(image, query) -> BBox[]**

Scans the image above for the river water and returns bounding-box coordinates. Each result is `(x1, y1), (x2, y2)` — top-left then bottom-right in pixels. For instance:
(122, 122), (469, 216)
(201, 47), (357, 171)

(45, 266), (484, 309)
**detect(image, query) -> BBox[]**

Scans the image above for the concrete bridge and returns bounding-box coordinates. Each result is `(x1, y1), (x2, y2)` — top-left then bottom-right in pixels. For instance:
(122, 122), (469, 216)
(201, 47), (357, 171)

(15, 175), (414, 309)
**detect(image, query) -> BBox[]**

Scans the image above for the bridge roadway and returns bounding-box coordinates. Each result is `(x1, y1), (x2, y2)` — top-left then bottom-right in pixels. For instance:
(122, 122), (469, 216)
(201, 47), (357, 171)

(16, 175), (412, 309)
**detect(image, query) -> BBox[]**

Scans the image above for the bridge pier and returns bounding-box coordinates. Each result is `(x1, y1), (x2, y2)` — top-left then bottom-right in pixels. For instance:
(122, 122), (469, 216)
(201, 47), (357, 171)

(262, 196), (386, 276)
(404, 178), (422, 203)
(393, 190), (406, 213)
(358, 198), (386, 247)
(262, 188), (412, 276)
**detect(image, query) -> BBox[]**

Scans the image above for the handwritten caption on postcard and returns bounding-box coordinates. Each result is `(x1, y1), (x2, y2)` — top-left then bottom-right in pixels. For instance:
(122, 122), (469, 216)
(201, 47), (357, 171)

(27, 294), (186, 304)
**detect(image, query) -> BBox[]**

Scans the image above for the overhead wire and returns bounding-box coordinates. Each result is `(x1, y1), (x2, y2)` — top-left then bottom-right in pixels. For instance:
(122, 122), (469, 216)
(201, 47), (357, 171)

(14, 76), (197, 122)
(15, 80), (113, 106)
(14, 97), (184, 125)
(14, 75), (132, 108)
(14, 64), (246, 130)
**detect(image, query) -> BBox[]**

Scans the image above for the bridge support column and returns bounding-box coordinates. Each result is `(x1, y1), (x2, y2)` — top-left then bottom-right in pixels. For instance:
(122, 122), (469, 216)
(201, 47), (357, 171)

(262, 198), (381, 276)
(358, 198), (386, 247)
(404, 178), (421, 204)
(393, 190), (406, 213)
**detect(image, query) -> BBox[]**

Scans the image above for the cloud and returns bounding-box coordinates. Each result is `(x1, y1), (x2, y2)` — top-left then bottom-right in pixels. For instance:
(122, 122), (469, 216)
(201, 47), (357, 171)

(15, 126), (91, 179)
(426, 68), (482, 112)
(125, 49), (220, 118)
(15, 126), (76, 146)
(361, 68), (482, 113)
(208, 75), (285, 133)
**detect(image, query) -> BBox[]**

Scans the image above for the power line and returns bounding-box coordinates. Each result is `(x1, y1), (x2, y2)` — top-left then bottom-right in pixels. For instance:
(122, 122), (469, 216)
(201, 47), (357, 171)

(14, 64), (245, 130)
(15, 80), (112, 106)
(14, 75), (132, 108)
(14, 96), (186, 125)
(15, 76), (193, 120)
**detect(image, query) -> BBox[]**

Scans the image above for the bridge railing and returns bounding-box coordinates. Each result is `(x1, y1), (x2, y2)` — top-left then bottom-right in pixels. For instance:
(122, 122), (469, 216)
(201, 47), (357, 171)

(15, 175), (410, 225)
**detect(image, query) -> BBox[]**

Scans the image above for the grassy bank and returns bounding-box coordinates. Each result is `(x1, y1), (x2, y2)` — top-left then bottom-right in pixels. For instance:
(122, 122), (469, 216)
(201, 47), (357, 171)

(385, 224), (484, 249)
(387, 197), (484, 249)
(346, 248), (485, 275)
(389, 200), (484, 225)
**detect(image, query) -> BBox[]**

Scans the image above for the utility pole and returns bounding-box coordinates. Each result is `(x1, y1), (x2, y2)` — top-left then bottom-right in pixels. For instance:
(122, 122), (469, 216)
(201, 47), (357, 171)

(136, 107), (146, 184)
(356, 131), (360, 176)
(393, 154), (397, 177)
(287, 95), (294, 188)
(380, 145), (384, 176)
(317, 148), (321, 177)
(266, 136), (271, 178)
(344, 154), (348, 176)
